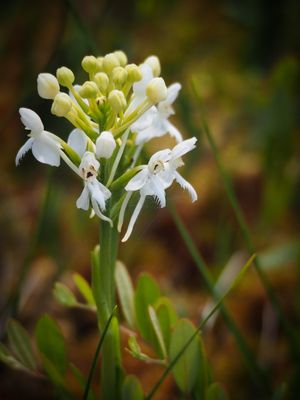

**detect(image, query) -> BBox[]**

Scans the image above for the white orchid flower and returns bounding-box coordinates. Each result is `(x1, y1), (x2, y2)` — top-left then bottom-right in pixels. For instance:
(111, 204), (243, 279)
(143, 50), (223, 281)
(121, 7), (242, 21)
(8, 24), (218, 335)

(161, 137), (198, 202)
(15, 108), (61, 166)
(135, 83), (182, 145)
(118, 149), (171, 242)
(76, 152), (112, 225)
(127, 63), (154, 114)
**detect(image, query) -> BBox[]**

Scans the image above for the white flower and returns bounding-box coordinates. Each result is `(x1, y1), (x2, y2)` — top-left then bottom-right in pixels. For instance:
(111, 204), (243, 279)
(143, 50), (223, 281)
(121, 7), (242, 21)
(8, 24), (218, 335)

(161, 137), (198, 202)
(118, 149), (171, 242)
(119, 138), (198, 242)
(37, 73), (60, 99)
(15, 108), (61, 166)
(135, 83), (182, 145)
(76, 152), (112, 225)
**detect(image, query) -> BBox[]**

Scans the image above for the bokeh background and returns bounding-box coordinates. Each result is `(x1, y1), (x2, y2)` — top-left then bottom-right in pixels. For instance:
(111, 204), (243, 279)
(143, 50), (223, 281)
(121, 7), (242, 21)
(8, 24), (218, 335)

(0, 0), (299, 399)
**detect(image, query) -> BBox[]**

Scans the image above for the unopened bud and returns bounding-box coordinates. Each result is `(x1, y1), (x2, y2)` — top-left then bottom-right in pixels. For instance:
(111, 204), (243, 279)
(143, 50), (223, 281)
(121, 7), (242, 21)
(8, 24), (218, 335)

(112, 67), (128, 87)
(108, 89), (126, 112)
(103, 53), (120, 74)
(56, 67), (75, 87)
(145, 55), (161, 77)
(37, 73), (60, 99)
(94, 72), (109, 92)
(146, 77), (167, 104)
(96, 57), (104, 71)
(81, 56), (97, 74)
(96, 131), (116, 159)
(113, 50), (127, 66)
(79, 81), (99, 98)
(51, 93), (73, 117)
(125, 64), (142, 82)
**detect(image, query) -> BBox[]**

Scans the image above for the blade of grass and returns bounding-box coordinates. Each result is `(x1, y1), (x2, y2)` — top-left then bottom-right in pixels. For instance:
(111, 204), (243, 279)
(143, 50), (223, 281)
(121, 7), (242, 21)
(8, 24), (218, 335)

(83, 306), (117, 400)
(191, 79), (300, 361)
(146, 254), (255, 399)
(168, 203), (272, 395)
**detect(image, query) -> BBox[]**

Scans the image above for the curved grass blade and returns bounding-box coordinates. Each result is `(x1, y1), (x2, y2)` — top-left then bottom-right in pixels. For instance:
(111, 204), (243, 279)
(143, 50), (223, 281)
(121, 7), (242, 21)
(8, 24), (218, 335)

(83, 306), (117, 400)
(146, 254), (255, 399)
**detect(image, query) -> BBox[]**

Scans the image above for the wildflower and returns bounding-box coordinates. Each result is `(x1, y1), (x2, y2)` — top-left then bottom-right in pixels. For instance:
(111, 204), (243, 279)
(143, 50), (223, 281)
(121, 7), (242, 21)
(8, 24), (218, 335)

(161, 137), (198, 202)
(118, 149), (171, 242)
(37, 73), (60, 99)
(15, 108), (61, 166)
(135, 83), (182, 144)
(67, 129), (88, 158)
(76, 152), (112, 225)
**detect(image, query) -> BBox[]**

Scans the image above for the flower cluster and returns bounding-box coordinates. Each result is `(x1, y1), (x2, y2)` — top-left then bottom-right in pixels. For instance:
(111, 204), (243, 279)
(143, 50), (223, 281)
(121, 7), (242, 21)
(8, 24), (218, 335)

(16, 51), (197, 242)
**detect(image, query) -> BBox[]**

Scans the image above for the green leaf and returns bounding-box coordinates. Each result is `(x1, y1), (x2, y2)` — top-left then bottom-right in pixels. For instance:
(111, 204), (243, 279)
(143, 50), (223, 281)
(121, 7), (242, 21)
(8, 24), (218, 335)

(134, 273), (160, 345)
(115, 261), (136, 329)
(154, 297), (178, 350)
(169, 319), (204, 394)
(148, 306), (167, 359)
(0, 343), (30, 372)
(35, 314), (67, 376)
(122, 375), (144, 400)
(53, 282), (77, 307)
(70, 363), (96, 400)
(6, 319), (37, 371)
(73, 273), (95, 306)
(206, 383), (228, 400)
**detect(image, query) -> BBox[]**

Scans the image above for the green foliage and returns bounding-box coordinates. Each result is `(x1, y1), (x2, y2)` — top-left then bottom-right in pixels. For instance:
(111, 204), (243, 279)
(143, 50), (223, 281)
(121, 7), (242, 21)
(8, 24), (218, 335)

(122, 375), (144, 400)
(206, 383), (229, 400)
(53, 282), (77, 307)
(148, 305), (167, 359)
(0, 342), (32, 372)
(115, 260), (136, 329)
(6, 319), (37, 371)
(134, 273), (161, 348)
(73, 273), (95, 306)
(154, 297), (178, 350)
(169, 319), (205, 394)
(35, 314), (67, 377)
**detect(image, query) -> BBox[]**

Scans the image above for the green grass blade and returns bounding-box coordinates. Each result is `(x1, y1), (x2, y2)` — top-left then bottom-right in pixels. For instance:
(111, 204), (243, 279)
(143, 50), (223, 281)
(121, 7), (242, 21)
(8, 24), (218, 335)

(83, 306), (117, 400)
(168, 203), (272, 394)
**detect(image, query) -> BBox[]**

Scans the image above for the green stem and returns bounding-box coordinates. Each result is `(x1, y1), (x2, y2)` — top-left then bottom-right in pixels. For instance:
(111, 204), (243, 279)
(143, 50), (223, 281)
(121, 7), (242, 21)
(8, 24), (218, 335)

(168, 203), (272, 395)
(192, 82), (300, 361)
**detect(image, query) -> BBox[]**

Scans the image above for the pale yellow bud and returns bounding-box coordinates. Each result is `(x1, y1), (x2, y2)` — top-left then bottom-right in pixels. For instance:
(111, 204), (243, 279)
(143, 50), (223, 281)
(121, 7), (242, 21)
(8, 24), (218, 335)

(56, 67), (75, 87)
(79, 81), (99, 98)
(103, 53), (120, 74)
(94, 72), (109, 92)
(113, 50), (128, 67)
(108, 89), (126, 112)
(81, 55), (97, 73)
(37, 73), (60, 99)
(146, 77), (167, 104)
(145, 55), (161, 77)
(51, 93), (72, 117)
(125, 64), (142, 82)
(112, 66), (128, 87)
(96, 57), (104, 71)
(96, 131), (116, 159)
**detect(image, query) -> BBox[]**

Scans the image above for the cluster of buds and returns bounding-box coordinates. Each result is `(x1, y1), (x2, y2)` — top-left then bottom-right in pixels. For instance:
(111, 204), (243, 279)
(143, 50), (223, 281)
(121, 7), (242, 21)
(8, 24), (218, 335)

(16, 51), (197, 241)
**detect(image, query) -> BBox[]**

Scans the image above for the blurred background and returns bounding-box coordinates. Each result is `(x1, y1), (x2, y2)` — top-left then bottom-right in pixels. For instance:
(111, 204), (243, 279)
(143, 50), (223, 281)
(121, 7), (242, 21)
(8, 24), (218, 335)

(0, 0), (299, 398)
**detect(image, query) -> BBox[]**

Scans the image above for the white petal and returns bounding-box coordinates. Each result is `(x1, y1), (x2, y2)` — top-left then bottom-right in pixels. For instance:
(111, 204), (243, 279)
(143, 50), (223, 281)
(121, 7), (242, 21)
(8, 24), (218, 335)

(91, 198), (113, 226)
(125, 168), (148, 191)
(76, 186), (90, 210)
(94, 180), (112, 201)
(171, 137), (197, 159)
(68, 129), (87, 157)
(174, 171), (198, 202)
(122, 195), (146, 242)
(88, 181), (106, 211)
(15, 137), (34, 165)
(148, 176), (166, 207)
(19, 108), (44, 134)
(118, 192), (132, 232)
(149, 149), (171, 164)
(164, 120), (183, 142)
(165, 83), (181, 105)
(133, 64), (153, 96)
(131, 106), (156, 134)
(32, 135), (60, 166)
